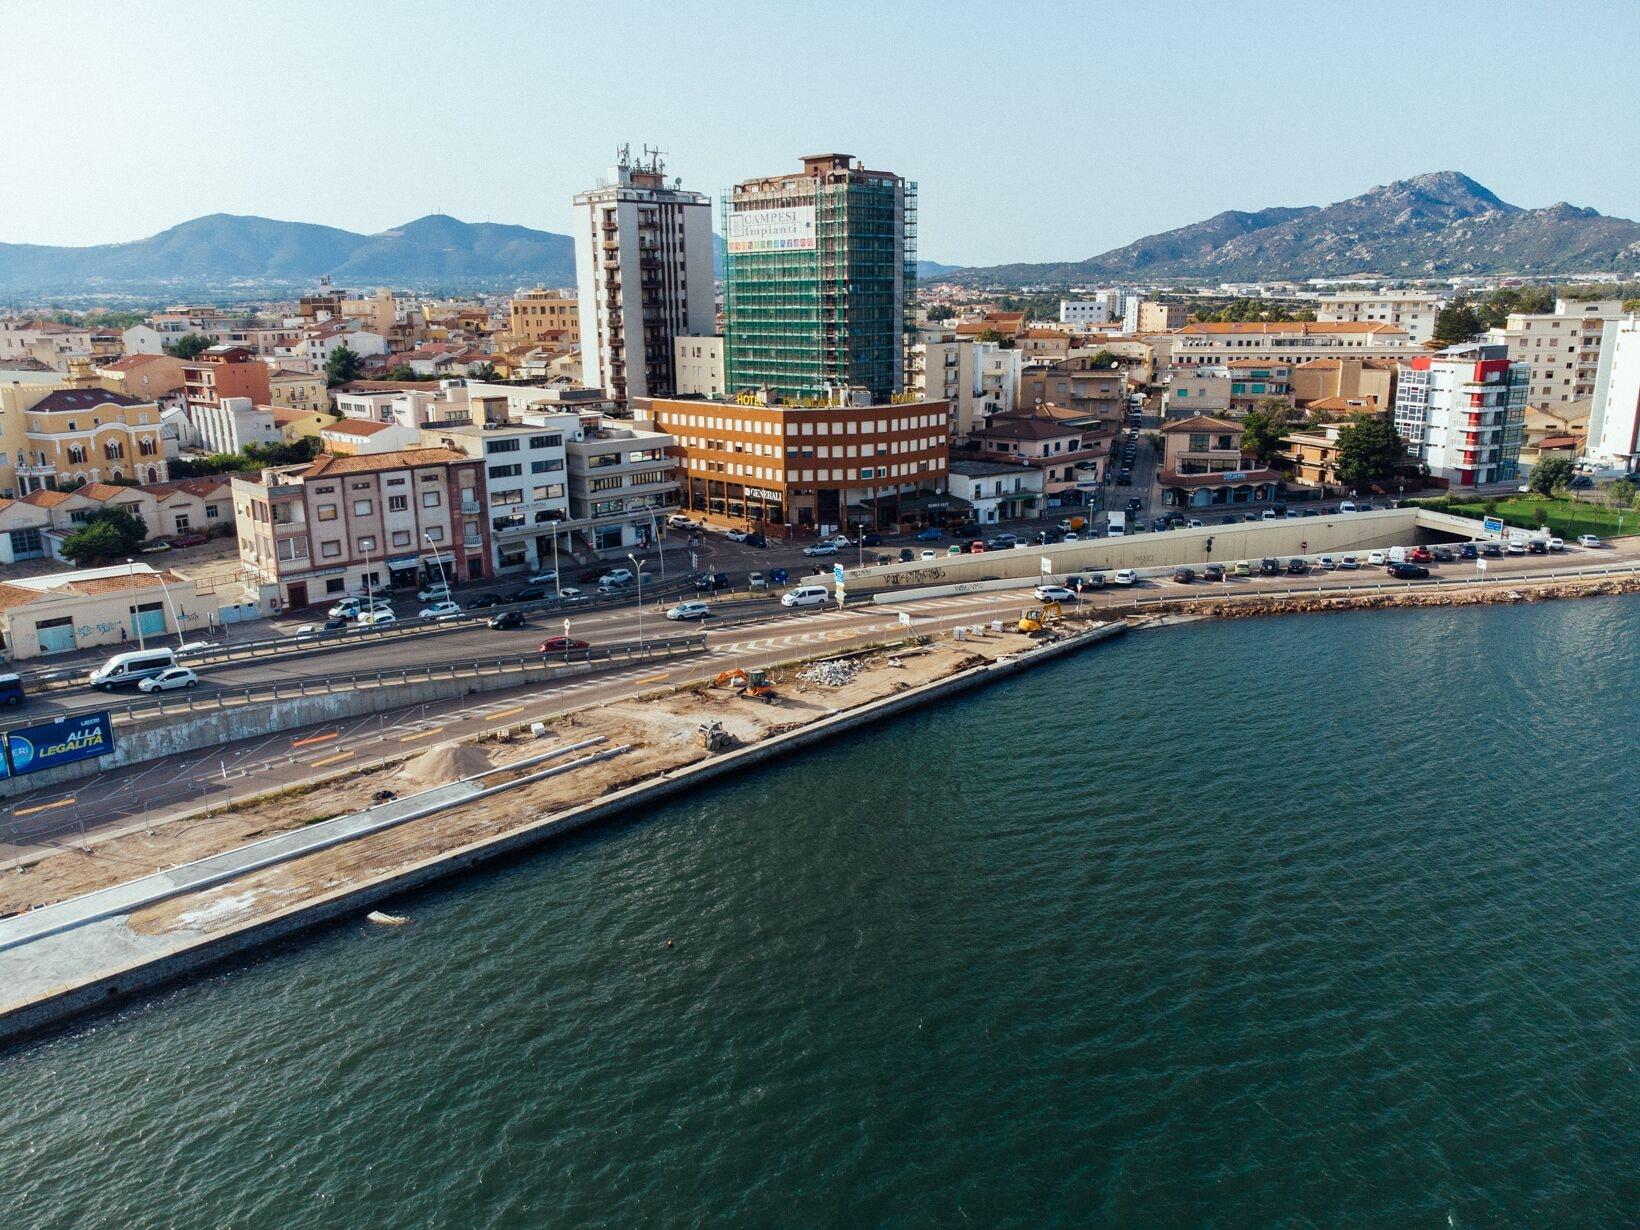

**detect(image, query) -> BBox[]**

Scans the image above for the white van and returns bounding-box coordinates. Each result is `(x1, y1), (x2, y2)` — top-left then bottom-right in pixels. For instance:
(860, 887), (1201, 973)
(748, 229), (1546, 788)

(1338, 500), (1358, 513)
(89, 647), (178, 691)
(781, 585), (830, 609)
(1387, 546), (1408, 564)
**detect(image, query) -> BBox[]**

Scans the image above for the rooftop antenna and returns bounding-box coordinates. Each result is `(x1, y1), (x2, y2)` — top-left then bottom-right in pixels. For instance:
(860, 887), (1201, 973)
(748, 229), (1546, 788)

(616, 142), (631, 168)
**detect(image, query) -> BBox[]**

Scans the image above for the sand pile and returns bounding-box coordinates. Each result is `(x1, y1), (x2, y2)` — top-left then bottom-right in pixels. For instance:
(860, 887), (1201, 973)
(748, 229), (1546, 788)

(398, 742), (493, 788)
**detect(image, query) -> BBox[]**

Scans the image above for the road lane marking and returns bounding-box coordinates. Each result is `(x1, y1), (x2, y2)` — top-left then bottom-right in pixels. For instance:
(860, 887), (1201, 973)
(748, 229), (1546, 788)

(397, 726), (446, 743)
(291, 731), (339, 749)
(309, 750), (355, 768)
(631, 672), (668, 685)
(12, 796), (76, 818)
(484, 706), (525, 720)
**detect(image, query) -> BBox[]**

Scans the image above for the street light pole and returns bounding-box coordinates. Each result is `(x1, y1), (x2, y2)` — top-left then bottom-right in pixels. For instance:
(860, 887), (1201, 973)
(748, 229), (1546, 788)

(550, 528), (562, 598)
(127, 557), (145, 649)
(628, 552), (643, 646)
(425, 533), (450, 598)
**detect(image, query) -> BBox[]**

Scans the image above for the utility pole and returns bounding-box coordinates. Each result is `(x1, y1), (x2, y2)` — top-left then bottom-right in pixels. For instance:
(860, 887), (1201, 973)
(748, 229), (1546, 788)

(628, 552), (644, 646)
(127, 558), (146, 649)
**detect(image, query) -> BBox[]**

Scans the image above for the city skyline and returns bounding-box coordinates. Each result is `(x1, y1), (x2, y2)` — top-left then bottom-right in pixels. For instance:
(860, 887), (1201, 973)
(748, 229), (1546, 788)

(3, 0), (1637, 265)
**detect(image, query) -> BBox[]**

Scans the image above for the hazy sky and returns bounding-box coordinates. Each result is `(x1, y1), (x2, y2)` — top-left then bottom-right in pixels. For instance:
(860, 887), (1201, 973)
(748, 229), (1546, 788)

(5, 0), (1637, 266)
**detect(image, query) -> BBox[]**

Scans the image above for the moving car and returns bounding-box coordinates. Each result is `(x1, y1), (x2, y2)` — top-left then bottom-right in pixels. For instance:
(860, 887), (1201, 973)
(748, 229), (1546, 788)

(137, 666), (200, 693)
(802, 542), (839, 557)
(666, 514), (699, 530)
(538, 636), (590, 652)
(416, 584), (452, 603)
(914, 527), (944, 542)
(1111, 569), (1139, 586)
(419, 600), (462, 619)
(465, 593), (503, 609)
(1578, 534), (1603, 548)
(725, 529), (752, 543)
(328, 595), (390, 619)
(0, 673), (24, 706)
(666, 601), (711, 621)
(294, 617), (349, 635)
(599, 568), (635, 586)
(526, 569), (558, 585)
(356, 609), (397, 626)
(90, 647), (178, 690)
(859, 533), (883, 547)
(780, 585), (830, 608)
(509, 585), (548, 602)
(1033, 584), (1075, 602)
(487, 609), (526, 630)
(1387, 561), (1430, 579)
(826, 534), (852, 548)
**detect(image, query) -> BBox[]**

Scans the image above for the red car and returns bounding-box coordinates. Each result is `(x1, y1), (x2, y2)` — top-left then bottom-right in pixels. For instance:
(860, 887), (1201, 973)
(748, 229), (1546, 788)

(1409, 546), (1433, 563)
(968, 541), (988, 553)
(538, 636), (590, 652)
(169, 533), (209, 548)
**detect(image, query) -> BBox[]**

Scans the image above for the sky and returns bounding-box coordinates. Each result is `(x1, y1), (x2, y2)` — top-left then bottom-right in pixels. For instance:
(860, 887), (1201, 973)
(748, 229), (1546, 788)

(4, 0), (1638, 267)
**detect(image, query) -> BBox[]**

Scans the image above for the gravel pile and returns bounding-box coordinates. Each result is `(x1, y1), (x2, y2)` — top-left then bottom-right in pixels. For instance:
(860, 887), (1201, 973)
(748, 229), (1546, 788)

(797, 659), (860, 687)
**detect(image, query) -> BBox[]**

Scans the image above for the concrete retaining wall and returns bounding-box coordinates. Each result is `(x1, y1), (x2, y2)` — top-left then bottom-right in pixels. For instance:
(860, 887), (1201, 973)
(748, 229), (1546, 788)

(0, 623), (1126, 1045)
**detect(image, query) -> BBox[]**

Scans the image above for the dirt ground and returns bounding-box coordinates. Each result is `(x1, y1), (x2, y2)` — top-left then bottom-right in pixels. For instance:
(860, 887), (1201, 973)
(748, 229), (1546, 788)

(3, 623), (1055, 922)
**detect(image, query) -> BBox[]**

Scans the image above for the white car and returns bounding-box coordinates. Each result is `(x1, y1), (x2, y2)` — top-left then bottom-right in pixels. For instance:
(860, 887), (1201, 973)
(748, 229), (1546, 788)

(1316, 555), (1337, 570)
(1578, 534), (1603, 548)
(137, 666), (199, 693)
(1111, 569), (1139, 586)
(1547, 537), (1565, 552)
(328, 595), (387, 619)
(1506, 541), (1526, 556)
(667, 514), (699, 530)
(666, 601), (711, 621)
(1338, 501), (1358, 513)
(526, 568), (558, 584)
(827, 534), (851, 548)
(418, 600), (461, 619)
(356, 609), (397, 626)
(599, 567), (634, 586)
(1186, 518), (1204, 529)
(416, 584), (452, 603)
(1062, 532), (1080, 541)
(1033, 584), (1075, 602)
(554, 587), (587, 602)
(1367, 550), (1387, 565)
(919, 548), (937, 560)
(1338, 555), (1359, 570)
(802, 542), (839, 557)
(724, 529), (751, 543)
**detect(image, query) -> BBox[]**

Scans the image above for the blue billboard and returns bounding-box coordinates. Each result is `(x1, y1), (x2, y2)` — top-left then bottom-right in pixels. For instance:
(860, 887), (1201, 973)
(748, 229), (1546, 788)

(3, 711), (115, 777)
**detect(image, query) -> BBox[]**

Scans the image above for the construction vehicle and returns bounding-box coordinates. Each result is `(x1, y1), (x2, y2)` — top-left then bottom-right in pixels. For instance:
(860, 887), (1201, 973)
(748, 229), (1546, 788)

(712, 667), (777, 703)
(1016, 602), (1063, 636)
(696, 721), (737, 752)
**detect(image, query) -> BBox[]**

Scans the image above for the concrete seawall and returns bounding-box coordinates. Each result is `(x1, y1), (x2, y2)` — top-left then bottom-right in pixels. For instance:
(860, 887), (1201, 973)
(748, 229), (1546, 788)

(0, 623), (1126, 1046)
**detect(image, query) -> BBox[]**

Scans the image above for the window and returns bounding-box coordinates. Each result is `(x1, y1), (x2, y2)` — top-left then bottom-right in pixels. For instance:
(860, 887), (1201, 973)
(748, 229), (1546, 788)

(388, 495), (408, 512)
(530, 458), (564, 474)
(421, 490), (441, 508)
(352, 499), (373, 516)
(488, 438), (520, 453)
(425, 525), (444, 543)
(391, 530), (411, 548)
(317, 503), (338, 521)
(321, 540), (342, 559)
(205, 505), (220, 520)
(357, 535), (377, 552)
(528, 434), (562, 450)
(532, 483), (565, 500)
(276, 535), (309, 561)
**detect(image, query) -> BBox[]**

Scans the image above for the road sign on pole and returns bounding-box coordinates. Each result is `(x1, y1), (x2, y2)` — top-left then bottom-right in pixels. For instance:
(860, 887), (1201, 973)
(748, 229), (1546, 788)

(833, 562), (846, 584)
(1040, 556), (1052, 575)
(1482, 515), (1504, 537)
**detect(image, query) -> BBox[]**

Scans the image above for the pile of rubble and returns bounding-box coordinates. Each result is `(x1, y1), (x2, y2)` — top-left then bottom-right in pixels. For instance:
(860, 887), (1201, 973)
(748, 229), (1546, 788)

(797, 658), (861, 687)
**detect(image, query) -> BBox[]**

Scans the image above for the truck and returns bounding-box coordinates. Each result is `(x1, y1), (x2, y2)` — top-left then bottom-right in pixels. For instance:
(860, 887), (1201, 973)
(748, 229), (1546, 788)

(1106, 509), (1127, 538)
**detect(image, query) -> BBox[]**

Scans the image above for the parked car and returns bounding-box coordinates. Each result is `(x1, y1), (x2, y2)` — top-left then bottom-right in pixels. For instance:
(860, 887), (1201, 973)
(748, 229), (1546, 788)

(416, 584), (452, 603)
(859, 533), (883, 547)
(987, 533), (1018, 549)
(1030, 584), (1073, 602)
(1233, 560), (1252, 576)
(1172, 567), (1196, 584)
(294, 616), (350, 635)
(1367, 550), (1388, 566)
(465, 593), (503, 609)
(968, 541), (988, 553)
(724, 529), (752, 543)
(1548, 537), (1565, 552)
(1285, 558), (1308, 575)
(748, 572), (768, 590)
(1506, 541), (1527, 556)
(1204, 563), (1226, 582)
(1527, 538), (1548, 554)
(550, 587), (586, 602)
(1316, 555), (1337, 570)
(538, 636), (590, 652)
(599, 568), (635, 586)
(356, 609), (397, 627)
(898, 548), (914, 562)
(694, 571), (730, 591)
(328, 595), (389, 619)
(742, 531), (767, 549)
(1338, 501), (1357, 513)
(1570, 475), (1594, 490)
(1578, 534), (1603, 548)
(1387, 561), (1430, 579)
(1338, 555), (1359, 570)
(1431, 546), (1455, 562)
(1259, 558), (1281, 576)
(1481, 542), (1503, 557)
(1065, 573), (1105, 592)
(488, 609), (526, 630)
(915, 527), (944, 541)
(168, 533), (209, 548)
(826, 534), (851, 548)
(419, 600), (462, 619)
(1458, 542), (1479, 559)
(1186, 518), (1204, 529)
(920, 548), (938, 560)
(510, 585), (548, 602)
(526, 569), (558, 585)
(1409, 546), (1433, 563)
(137, 666), (200, 693)
(802, 542), (839, 557)
(666, 601), (711, 621)
(1111, 569), (1139, 586)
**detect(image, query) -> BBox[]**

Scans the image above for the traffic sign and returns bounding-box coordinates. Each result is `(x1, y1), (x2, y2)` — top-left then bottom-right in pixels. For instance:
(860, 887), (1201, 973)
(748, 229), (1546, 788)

(833, 562), (846, 584)
(1482, 515), (1504, 537)
(1040, 556), (1052, 574)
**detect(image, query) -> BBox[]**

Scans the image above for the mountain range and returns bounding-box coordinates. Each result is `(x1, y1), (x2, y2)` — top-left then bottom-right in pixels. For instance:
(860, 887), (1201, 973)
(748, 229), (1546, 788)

(937, 173), (1640, 286)
(0, 213), (957, 296)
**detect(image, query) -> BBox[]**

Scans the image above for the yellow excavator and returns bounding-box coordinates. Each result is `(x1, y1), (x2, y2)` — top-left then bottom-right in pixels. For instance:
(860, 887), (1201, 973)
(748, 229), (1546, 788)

(712, 667), (777, 703)
(1017, 602), (1063, 635)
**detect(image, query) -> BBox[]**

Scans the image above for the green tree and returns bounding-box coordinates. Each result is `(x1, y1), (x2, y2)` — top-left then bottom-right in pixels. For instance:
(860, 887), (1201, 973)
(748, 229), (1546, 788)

(468, 361), (499, 382)
(1624, 298), (1640, 314)
(385, 363), (422, 381)
(163, 332), (212, 360)
(1601, 476), (1636, 508)
(1528, 455), (1575, 496)
(1239, 398), (1292, 464)
(324, 343), (363, 387)
(1432, 298), (1485, 346)
(60, 507), (148, 565)
(1334, 414), (1407, 490)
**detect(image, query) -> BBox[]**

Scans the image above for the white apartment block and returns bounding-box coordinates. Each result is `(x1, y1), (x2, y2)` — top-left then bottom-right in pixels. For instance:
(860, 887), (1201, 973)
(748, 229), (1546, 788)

(573, 149), (714, 402)
(673, 335), (725, 399)
(910, 335), (1019, 438)
(1488, 298), (1626, 407)
(1168, 321), (1417, 368)
(430, 419), (577, 574)
(1393, 345), (1528, 487)
(1314, 290), (1445, 345)
(1586, 316), (1640, 469)
(1059, 299), (1111, 326)
(192, 395), (280, 455)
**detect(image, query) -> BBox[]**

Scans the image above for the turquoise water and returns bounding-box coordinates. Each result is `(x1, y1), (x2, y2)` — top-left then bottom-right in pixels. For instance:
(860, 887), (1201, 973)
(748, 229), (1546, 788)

(5, 600), (1637, 1228)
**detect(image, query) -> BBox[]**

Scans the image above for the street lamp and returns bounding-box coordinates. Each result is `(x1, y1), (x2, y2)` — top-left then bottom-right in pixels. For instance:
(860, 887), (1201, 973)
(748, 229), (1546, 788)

(424, 532), (450, 598)
(126, 557), (146, 649)
(628, 552), (644, 646)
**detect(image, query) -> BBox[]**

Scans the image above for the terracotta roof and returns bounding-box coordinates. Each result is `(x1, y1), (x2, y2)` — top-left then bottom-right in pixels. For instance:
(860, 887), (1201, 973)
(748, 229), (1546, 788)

(1535, 434), (1579, 449)
(295, 447), (471, 477)
(74, 482), (138, 502)
(268, 406), (320, 424)
(0, 568), (185, 612)
(28, 388), (145, 413)
(20, 489), (81, 508)
(97, 354), (168, 372)
(323, 418), (395, 436)
(978, 417), (1086, 442)
(1178, 322), (1406, 337)
(1305, 395), (1379, 412)
(141, 477), (230, 501)
(1162, 415), (1242, 433)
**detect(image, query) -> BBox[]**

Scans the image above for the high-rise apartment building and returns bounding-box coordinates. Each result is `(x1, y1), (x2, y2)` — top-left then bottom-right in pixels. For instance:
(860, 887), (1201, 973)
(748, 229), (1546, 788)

(572, 146), (714, 403)
(1393, 344), (1528, 486)
(1314, 290), (1445, 345)
(722, 153), (916, 402)
(1488, 298), (1626, 407)
(1587, 316), (1640, 469)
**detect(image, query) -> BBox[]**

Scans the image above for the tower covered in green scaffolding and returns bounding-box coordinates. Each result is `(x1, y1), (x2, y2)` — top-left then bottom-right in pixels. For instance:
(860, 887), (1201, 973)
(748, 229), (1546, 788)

(723, 154), (916, 403)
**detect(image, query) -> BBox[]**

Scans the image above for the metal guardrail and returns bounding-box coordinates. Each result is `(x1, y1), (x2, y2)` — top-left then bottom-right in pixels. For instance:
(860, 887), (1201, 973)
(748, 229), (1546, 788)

(1128, 560), (1640, 606)
(61, 634), (709, 726)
